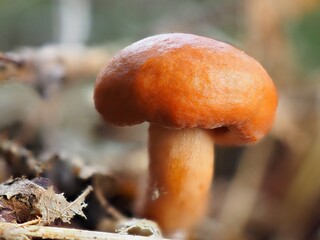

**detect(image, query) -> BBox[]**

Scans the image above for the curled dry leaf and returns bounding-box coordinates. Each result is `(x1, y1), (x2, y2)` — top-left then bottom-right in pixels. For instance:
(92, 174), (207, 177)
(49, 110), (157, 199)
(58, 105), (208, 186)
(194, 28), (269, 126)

(0, 140), (44, 177)
(116, 218), (162, 238)
(0, 177), (44, 223)
(0, 177), (92, 224)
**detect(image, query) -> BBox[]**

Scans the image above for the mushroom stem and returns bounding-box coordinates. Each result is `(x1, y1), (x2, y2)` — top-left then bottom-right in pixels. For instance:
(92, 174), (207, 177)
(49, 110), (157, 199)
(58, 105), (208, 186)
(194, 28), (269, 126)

(138, 123), (214, 235)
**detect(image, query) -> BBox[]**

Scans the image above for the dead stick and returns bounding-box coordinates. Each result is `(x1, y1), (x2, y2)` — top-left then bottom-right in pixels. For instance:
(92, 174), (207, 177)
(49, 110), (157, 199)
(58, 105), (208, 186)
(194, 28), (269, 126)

(0, 53), (23, 66)
(0, 46), (110, 82)
(93, 176), (126, 221)
(0, 221), (169, 240)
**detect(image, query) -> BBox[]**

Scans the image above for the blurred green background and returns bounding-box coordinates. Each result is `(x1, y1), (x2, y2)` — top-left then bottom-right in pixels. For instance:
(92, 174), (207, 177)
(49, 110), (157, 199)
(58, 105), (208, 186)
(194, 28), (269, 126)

(0, 0), (319, 72)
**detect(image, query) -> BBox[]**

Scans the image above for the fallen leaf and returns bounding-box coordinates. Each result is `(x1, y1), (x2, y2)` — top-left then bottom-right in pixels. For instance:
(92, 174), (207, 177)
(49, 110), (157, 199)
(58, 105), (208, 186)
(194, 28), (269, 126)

(0, 177), (92, 224)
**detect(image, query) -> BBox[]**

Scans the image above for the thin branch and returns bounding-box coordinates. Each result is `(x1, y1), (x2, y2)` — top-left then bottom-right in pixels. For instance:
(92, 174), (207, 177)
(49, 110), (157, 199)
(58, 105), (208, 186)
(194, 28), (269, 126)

(0, 46), (110, 97)
(93, 175), (126, 221)
(0, 53), (24, 67)
(0, 221), (169, 240)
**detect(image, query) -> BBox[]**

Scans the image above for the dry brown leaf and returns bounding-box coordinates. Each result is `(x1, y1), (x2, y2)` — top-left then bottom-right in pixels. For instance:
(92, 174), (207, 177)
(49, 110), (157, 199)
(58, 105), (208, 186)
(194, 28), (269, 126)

(0, 177), (92, 224)
(0, 140), (44, 177)
(37, 186), (90, 223)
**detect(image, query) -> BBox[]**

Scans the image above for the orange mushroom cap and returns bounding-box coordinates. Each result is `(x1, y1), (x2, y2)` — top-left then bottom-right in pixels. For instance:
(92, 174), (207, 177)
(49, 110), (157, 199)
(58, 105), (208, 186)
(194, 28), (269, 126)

(94, 33), (278, 145)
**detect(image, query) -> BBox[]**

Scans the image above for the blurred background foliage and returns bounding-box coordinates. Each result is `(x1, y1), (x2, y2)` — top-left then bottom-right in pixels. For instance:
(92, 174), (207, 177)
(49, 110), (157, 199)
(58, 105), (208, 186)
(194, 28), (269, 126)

(0, 0), (242, 49)
(0, 0), (320, 240)
(288, 8), (320, 71)
(1, 0), (319, 76)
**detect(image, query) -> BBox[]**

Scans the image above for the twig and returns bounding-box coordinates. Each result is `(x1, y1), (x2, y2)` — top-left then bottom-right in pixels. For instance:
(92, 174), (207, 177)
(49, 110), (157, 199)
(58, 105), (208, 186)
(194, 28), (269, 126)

(0, 46), (110, 97)
(0, 53), (24, 67)
(0, 221), (169, 240)
(0, 46), (109, 82)
(93, 175), (126, 221)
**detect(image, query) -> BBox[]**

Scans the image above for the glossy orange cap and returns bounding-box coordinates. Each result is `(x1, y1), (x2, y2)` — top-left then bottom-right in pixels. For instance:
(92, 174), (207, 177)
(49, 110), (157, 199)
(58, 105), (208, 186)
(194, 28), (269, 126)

(94, 33), (277, 145)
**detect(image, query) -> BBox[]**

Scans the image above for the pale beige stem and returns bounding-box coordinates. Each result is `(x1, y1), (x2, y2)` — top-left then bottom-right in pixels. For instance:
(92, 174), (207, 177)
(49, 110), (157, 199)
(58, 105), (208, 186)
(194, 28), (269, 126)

(137, 124), (214, 235)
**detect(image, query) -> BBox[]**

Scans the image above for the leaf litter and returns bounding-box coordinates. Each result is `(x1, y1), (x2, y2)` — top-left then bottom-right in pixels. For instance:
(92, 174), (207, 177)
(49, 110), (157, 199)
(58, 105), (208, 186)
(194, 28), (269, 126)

(0, 177), (92, 224)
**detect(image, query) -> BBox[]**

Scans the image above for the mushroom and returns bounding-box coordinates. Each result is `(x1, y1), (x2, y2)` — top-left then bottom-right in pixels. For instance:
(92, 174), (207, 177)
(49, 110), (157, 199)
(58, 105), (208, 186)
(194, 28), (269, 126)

(94, 33), (278, 235)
